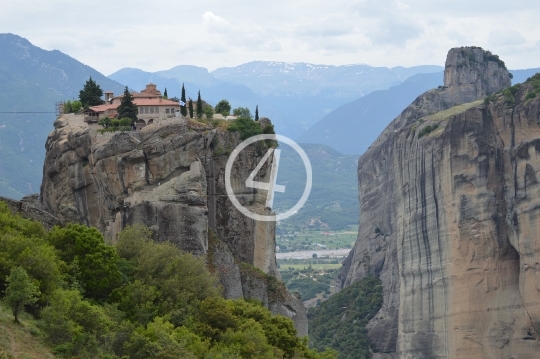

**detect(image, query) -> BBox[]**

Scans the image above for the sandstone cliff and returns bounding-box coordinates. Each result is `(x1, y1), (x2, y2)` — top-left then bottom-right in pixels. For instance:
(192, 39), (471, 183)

(339, 47), (540, 358)
(39, 115), (307, 335)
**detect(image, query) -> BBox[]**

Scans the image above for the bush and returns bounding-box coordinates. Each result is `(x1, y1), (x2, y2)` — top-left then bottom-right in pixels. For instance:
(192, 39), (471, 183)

(418, 123), (439, 138)
(228, 117), (262, 140)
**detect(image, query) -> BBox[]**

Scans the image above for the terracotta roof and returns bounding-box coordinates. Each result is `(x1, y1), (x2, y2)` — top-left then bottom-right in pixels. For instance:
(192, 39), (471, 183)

(87, 104), (118, 112)
(134, 98), (180, 106)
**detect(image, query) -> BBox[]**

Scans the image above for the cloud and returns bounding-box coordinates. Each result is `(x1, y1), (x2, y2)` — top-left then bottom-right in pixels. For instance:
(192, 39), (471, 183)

(295, 14), (355, 37)
(488, 29), (527, 47)
(202, 12), (231, 33)
(348, 0), (423, 45)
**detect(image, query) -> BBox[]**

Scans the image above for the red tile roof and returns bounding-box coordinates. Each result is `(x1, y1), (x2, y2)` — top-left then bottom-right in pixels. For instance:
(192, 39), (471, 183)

(87, 104), (118, 112)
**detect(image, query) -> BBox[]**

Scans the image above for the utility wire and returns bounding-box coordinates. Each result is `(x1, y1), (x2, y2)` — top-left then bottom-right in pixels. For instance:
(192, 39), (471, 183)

(0, 111), (55, 113)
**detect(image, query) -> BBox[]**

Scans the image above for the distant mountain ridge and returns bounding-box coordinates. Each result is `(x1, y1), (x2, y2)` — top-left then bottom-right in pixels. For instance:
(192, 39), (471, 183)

(109, 62), (444, 137)
(0, 33), (125, 198)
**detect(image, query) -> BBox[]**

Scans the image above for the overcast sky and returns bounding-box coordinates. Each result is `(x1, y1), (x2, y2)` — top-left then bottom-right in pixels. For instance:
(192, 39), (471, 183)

(1, 0), (539, 75)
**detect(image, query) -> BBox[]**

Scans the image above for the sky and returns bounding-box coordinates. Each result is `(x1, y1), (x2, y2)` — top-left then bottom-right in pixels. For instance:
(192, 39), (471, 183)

(1, 0), (539, 75)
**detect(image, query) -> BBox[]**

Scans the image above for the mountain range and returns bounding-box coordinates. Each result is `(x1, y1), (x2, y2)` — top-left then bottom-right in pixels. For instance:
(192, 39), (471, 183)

(0, 33), (125, 198)
(109, 62), (444, 137)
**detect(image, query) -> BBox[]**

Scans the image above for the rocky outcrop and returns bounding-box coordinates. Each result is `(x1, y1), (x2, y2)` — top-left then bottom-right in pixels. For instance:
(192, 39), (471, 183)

(339, 47), (540, 358)
(39, 114), (307, 335)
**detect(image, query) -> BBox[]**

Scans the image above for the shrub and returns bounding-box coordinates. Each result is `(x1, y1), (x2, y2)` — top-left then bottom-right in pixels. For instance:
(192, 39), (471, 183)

(418, 123), (439, 138)
(228, 117), (262, 140)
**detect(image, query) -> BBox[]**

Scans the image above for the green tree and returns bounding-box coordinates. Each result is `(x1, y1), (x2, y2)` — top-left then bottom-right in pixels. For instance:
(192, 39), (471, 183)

(47, 224), (122, 301)
(188, 98), (194, 118)
(203, 104), (214, 120)
(64, 100), (72, 113)
(181, 83), (187, 116)
(163, 88), (168, 99)
(228, 117), (262, 140)
(233, 107), (252, 119)
(117, 87), (138, 123)
(79, 76), (104, 108)
(71, 100), (82, 113)
(255, 104), (259, 121)
(196, 91), (203, 118)
(4, 266), (40, 323)
(215, 100), (231, 117)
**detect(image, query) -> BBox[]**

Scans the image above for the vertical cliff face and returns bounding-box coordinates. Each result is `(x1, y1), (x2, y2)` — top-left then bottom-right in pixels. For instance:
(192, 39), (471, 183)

(40, 115), (307, 335)
(339, 47), (540, 358)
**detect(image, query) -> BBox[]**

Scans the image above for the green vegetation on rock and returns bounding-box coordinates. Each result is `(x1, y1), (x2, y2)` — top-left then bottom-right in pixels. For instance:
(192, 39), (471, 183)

(0, 203), (336, 358)
(308, 276), (383, 359)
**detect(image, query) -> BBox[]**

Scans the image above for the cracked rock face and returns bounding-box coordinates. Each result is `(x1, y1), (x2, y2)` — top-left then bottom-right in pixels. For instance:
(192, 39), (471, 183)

(339, 47), (540, 358)
(40, 116), (307, 335)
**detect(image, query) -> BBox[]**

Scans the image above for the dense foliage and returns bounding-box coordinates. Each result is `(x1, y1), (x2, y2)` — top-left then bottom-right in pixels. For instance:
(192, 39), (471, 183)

(79, 76), (104, 108)
(280, 266), (339, 301)
(196, 91), (203, 118)
(0, 203), (336, 359)
(215, 99), (231, 116)
(233, 107), (252, 119)
(98, 116), (133, 132)
(308, 276), (383, 359)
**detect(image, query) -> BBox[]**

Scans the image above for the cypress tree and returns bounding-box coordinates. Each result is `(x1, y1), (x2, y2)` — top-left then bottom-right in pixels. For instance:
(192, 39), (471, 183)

(188, 98), (194, 118)
(196, 90), (203, 118)
(117, 87), (138, 123)
(181, 83), (187, 116)
(163, 88), (168, 99)
(255, 105), (259, 121)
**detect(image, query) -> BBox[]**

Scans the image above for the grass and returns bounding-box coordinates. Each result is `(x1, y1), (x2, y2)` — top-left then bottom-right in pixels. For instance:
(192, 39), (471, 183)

(424, 100), (483, 123)
(0, 300), (55, 358)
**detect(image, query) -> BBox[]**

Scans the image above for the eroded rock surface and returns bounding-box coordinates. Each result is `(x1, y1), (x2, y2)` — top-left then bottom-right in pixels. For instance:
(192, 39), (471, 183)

(40, 115), (307, 335)
(339, 47), (540, 358)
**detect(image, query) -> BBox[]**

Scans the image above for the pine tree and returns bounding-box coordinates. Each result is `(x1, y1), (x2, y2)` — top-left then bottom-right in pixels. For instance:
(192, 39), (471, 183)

(117, 87), (138, 123)
(255, 105), (259, 121)
(188, 98), (194, 118)
(181, 84), (187, 116)
(79, 76), (104, 108)
(196, 91), (203, 118)
(163, 88), (168, 99)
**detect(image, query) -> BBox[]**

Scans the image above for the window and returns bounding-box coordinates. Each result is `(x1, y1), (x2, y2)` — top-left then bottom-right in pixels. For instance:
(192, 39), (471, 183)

(166, 109), (170, 114)
(145, 107), (149, 114)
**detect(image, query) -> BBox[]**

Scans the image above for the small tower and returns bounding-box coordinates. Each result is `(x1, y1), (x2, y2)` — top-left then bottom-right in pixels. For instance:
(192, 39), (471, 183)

(104, 91), (114, 103)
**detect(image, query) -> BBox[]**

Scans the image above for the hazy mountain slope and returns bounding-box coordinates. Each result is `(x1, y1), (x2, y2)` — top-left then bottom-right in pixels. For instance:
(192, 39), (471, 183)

(273, 143), (359, 230)
(297, 71), (444, 155)
(0, 33), (126, 199)
(212, 62), (443, 129)
(108, 67), (303, 137)
(110, 63), (444, 137)
(511, 67), (540, 84)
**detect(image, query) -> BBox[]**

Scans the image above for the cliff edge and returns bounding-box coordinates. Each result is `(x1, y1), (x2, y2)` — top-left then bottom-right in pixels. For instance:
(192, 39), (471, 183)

(339, 47), (540, 358)
(39, 115), (307, 335)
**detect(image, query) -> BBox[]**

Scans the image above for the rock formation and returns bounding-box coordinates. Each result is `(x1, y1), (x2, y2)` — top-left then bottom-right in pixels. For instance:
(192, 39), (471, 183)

(338, 47), (540, 358)
(39, 115), (307, 335)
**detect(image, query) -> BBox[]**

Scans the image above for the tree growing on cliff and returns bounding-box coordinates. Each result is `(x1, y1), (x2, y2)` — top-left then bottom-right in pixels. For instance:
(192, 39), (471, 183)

(255, 105), (259, 121)
(188, 98), (194, 118)
(181, 83), (187, 116)
(196, 91), (203, 118)
(4, 266), (40, 323)
(215, 100), (231, 116)
(233, 107), (252, 119)
(117, 87), (138, 123)
(79, 77), (104, 108)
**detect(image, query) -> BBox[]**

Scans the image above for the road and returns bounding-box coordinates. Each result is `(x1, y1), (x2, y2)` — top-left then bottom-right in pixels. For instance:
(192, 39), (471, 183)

(276, 248), (351, 259)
